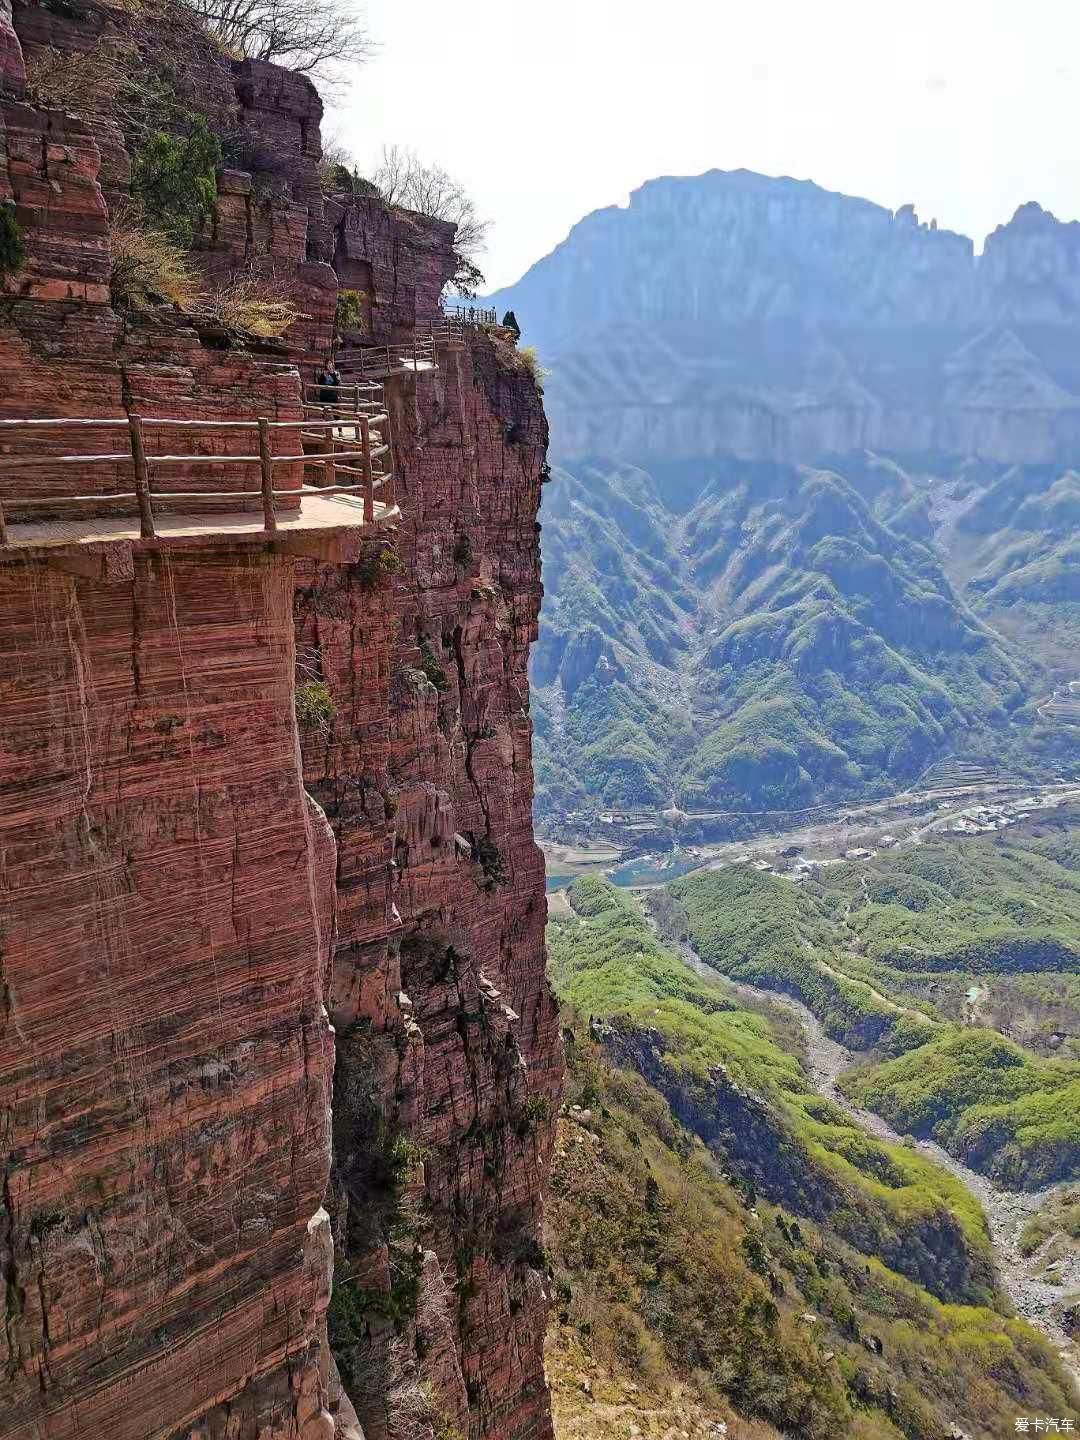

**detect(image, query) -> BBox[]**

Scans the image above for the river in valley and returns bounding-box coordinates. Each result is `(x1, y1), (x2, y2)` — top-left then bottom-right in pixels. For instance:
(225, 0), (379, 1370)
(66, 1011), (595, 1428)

(675, 942), (1080, 1381)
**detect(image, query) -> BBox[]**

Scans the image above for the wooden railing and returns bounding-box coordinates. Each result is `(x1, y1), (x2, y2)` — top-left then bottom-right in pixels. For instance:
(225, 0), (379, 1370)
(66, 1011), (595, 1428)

(0, 411), (396, 544)
(337, 333), (437, 380)
(303, 379), (387, 418)
(441, 304), (498, 327)
(335, 315), (475, 380)
(428, 316), (468, 346)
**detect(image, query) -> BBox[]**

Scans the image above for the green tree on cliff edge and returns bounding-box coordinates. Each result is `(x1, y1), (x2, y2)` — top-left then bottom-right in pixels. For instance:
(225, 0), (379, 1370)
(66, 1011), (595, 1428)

(131, 117), (221, 247)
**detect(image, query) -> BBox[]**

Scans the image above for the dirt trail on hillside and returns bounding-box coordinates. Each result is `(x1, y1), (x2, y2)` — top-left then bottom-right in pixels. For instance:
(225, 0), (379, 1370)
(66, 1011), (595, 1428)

(676, 943), (1080, 1386)
(816, 955), (939, 1026)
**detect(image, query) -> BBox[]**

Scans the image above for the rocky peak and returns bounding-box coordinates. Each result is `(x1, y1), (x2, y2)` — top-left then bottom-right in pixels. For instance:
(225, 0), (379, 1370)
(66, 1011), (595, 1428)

(491, 168), (1080, 466)
(491, 169), (979, 357)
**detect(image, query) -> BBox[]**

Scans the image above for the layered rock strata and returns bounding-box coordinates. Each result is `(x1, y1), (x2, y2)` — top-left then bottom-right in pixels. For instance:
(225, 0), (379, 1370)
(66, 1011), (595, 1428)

(299, 335), (557, 1440)
(0, 5), (559, 1438)
(0, 550), (337, 1440)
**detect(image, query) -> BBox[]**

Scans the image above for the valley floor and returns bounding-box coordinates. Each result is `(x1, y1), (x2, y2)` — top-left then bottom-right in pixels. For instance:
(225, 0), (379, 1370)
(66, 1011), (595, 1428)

(543, 776), (1080, 874)
(677, 942), (1080, 1375)
(547, 877), (1080, 1439)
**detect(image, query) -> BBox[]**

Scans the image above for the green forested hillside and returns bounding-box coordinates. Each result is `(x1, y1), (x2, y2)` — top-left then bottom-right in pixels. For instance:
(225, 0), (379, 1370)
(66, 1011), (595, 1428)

(552, 879), (994, 1294)
(546, 879), (1075, 1439)
(533, 454), (1078, 817)
(670, 821), (1080, 1187)
(953, 465), (1080, 672)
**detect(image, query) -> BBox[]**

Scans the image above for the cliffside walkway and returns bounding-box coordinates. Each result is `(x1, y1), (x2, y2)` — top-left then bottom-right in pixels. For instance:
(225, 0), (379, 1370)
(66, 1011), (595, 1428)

(0, 307), (495, 555)
(443, 304), (498, 326)
(335, 309), (497, 381)
(0, 403), (396, 558)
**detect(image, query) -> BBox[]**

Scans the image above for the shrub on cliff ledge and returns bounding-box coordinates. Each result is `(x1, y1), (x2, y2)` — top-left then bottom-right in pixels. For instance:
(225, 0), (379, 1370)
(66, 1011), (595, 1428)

(295, 679), (335, 730)
(23, 36), (185, 141)
(201, 273), (299, 338)
(355, 543), (403, 591)
(109, 217), (298, 340)
(0, 203), (26, 281)
(109, 213), (198, 309)
(25, 41), (138, 117)
(517, 345), (548, 388)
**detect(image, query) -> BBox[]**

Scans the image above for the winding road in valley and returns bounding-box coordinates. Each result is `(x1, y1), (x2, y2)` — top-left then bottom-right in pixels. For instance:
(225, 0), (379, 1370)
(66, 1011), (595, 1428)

(676, 942), (1080, 1382)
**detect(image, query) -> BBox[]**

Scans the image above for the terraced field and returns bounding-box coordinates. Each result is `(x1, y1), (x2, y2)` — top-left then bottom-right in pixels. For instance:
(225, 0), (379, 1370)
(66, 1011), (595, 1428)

(1039, 680), (1080, 727)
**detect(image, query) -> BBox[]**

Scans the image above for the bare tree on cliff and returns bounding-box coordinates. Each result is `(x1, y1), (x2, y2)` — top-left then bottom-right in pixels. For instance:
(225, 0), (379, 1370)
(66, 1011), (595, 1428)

(183, 0), (371, 78)
(373, 144), (489, 294)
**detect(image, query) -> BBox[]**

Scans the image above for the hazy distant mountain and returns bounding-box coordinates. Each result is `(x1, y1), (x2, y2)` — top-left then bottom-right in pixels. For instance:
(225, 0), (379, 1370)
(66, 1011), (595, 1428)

(489, 171), (1080, 818)
(491, 170), (1080, 467)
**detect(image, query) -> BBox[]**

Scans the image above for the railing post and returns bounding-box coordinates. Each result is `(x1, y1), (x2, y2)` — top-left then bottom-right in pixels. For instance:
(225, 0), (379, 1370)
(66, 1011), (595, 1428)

(322, 427), (336, 491)
(413, 338), (419, 373)
(128, 414), (156, 540)
(258, 417), (277, 534)
(0, 496), (7, 546)
(359, 416), (374, 523)
(383, 420), (396, 513)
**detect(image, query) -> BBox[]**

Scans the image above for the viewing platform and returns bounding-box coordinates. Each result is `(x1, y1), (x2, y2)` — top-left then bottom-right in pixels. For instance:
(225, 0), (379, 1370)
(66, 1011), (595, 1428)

(335, 310), (497, 381)
(0, 311), (496, 566)
(0, 400), (397, 569)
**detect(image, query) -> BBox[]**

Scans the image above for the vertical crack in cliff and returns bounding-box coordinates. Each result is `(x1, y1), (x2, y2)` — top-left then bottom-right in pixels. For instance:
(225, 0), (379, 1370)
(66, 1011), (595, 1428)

(33, 1267), (51, 1384)
(333, 213), (349, 274)
(0, 949), (9, 1051)
(452, 621), (496, 868)
(1, 1167), (23, 1384)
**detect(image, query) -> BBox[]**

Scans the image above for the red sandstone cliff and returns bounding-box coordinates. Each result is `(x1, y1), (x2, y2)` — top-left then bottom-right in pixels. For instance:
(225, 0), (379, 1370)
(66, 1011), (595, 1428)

(296, 337), (559, 1440)
(0, 0), (21, 92)
(0, 5), (560, 1437)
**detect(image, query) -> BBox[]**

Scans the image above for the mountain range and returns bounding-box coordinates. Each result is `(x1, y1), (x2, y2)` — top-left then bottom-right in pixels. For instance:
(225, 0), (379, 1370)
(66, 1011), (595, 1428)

(491, 169), (1080, 467)
(488, 171), (1080, 816)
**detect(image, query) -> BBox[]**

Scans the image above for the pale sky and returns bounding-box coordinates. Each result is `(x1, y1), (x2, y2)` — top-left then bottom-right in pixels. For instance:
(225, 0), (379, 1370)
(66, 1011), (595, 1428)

(326, 0), (1080, 291)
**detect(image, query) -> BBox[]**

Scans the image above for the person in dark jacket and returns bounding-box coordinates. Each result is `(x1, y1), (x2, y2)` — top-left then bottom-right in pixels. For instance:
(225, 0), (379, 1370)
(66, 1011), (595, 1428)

(317, 366), (342, 403)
